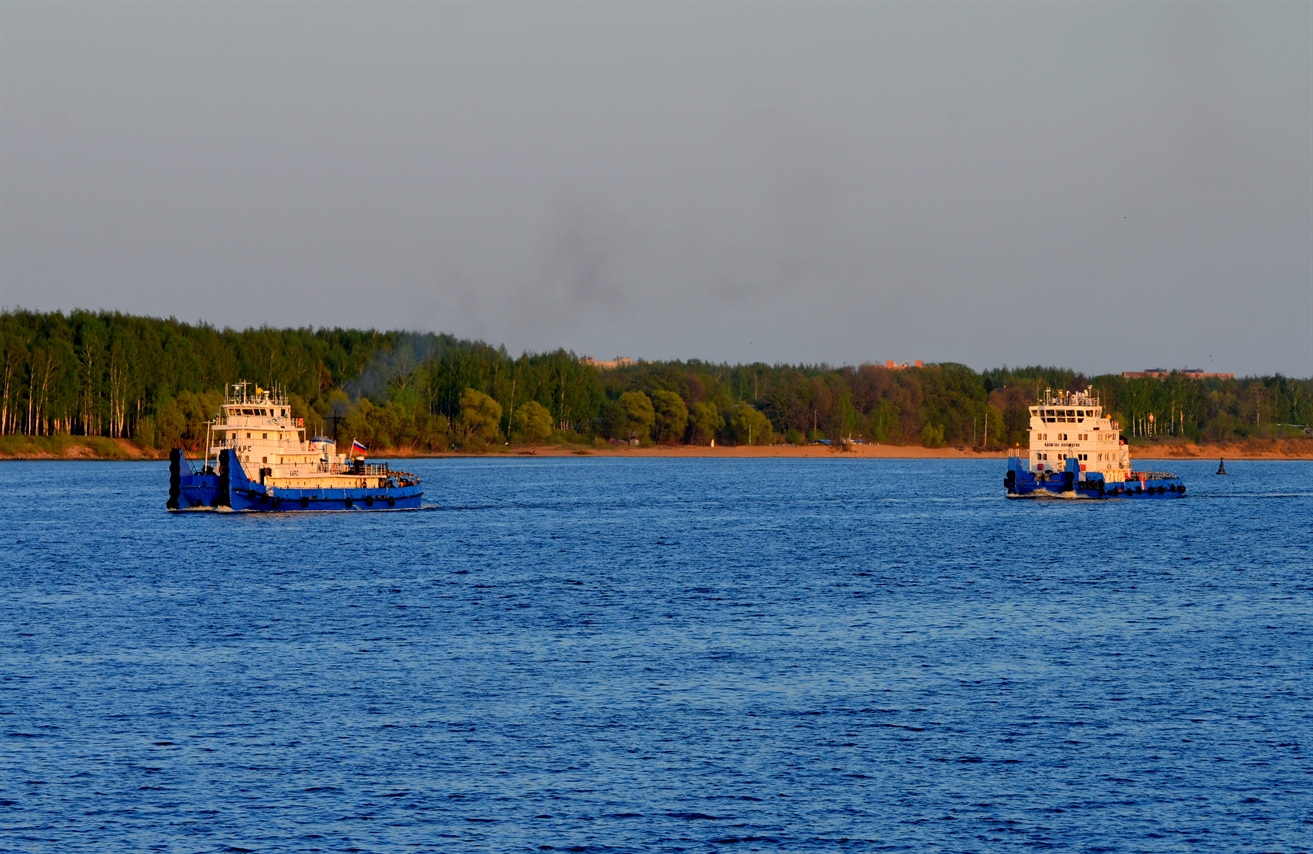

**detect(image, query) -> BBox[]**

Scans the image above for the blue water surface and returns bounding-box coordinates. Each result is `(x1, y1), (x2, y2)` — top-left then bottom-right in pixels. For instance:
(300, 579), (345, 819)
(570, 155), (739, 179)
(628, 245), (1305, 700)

(1, 457), (1310, 852)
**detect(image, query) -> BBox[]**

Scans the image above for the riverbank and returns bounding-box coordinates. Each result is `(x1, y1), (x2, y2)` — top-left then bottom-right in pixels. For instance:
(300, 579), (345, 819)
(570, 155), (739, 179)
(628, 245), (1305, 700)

(453, 438), (1313, 461)
(3, 435), (1311, 461)
(0, 435), (161, 460)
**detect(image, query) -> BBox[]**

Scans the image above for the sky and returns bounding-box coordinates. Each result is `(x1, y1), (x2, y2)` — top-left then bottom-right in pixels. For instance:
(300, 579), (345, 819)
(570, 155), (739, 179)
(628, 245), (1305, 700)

(2, 1), (1310, 377)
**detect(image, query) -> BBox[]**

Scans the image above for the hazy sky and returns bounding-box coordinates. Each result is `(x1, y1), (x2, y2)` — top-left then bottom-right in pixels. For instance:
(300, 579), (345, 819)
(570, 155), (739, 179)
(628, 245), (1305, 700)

(2, 1), (1309, 376)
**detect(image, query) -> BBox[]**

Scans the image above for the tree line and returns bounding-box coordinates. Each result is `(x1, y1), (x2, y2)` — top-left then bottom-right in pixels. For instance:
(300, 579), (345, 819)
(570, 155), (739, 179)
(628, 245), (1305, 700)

(3, 310), (1310, 452)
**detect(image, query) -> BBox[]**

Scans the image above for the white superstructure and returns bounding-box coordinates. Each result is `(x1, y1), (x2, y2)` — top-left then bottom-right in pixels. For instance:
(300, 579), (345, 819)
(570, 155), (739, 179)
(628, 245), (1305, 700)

(1025, 387), (1130, 485)
(204, 382), (389, 490)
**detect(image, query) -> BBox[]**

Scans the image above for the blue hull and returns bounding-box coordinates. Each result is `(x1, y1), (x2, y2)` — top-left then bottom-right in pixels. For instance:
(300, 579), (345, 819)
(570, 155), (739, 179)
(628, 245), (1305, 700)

(1004, 456), (1185, 499)
(169, 449), (424, 512)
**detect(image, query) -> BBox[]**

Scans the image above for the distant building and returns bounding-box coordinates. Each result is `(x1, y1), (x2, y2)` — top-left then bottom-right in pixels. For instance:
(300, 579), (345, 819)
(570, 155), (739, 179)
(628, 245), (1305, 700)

(1121, 368), (1234, 380)
(580, 356), (635, 370)
(885, 360), (924, 370)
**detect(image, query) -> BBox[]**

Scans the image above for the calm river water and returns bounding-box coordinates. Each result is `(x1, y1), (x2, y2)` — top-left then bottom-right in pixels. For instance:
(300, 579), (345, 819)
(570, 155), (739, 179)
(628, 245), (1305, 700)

(2, 457), (1310, 852)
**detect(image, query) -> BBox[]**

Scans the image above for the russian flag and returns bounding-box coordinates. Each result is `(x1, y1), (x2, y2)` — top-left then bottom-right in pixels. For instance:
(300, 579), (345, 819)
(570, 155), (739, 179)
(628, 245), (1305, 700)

(351, 439), (367, 457)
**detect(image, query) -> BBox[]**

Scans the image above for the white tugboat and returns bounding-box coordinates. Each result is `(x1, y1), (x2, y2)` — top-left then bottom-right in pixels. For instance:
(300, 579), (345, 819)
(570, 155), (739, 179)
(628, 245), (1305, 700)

(1004, 387), (1185, 498)
(168, 382), (423, 511)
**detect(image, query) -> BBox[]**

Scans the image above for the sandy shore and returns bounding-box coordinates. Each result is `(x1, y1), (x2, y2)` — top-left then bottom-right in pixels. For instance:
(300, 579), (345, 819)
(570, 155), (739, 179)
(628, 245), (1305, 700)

(2, 437), (1310, 461)
(489, 443), (1008, 459)
(468, 441), (1313, 461)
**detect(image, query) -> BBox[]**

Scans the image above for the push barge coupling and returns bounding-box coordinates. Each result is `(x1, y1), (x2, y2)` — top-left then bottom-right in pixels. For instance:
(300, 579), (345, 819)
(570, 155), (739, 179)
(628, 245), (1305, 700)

(1005, 387), (1185, 499)
(168, 382), (422, 511)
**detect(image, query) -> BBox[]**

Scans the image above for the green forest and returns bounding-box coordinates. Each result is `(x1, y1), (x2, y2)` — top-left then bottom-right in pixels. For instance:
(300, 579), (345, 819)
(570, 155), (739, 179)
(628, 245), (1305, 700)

(2, 310), (1311, 452)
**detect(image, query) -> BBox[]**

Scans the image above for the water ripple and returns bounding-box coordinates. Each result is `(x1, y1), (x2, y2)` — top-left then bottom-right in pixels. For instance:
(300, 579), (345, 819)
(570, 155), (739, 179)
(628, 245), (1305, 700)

(0, 458), (1310, 852)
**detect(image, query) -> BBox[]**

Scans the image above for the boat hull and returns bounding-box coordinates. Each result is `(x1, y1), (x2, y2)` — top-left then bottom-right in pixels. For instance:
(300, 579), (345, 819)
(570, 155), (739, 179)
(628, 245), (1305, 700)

(1005, 456), (1185, 499)
(170, 449), (424, 512)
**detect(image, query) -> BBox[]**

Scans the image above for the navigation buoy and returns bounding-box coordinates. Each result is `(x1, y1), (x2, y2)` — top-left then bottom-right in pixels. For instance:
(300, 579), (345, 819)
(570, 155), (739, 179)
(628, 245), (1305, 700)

(1217, 458), (1226, 475)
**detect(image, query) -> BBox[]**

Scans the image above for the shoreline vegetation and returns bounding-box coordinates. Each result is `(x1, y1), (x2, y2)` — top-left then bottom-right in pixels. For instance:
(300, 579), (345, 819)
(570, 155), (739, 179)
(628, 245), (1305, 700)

(3, 310), (1311, 461)
(2, 434), (1310, 462)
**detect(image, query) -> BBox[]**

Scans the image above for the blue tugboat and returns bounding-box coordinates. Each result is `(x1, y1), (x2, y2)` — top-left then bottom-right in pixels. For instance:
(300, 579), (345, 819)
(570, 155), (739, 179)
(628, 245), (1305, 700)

(168, 383), (423, 511)
(1005, 388), (1185, 499)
